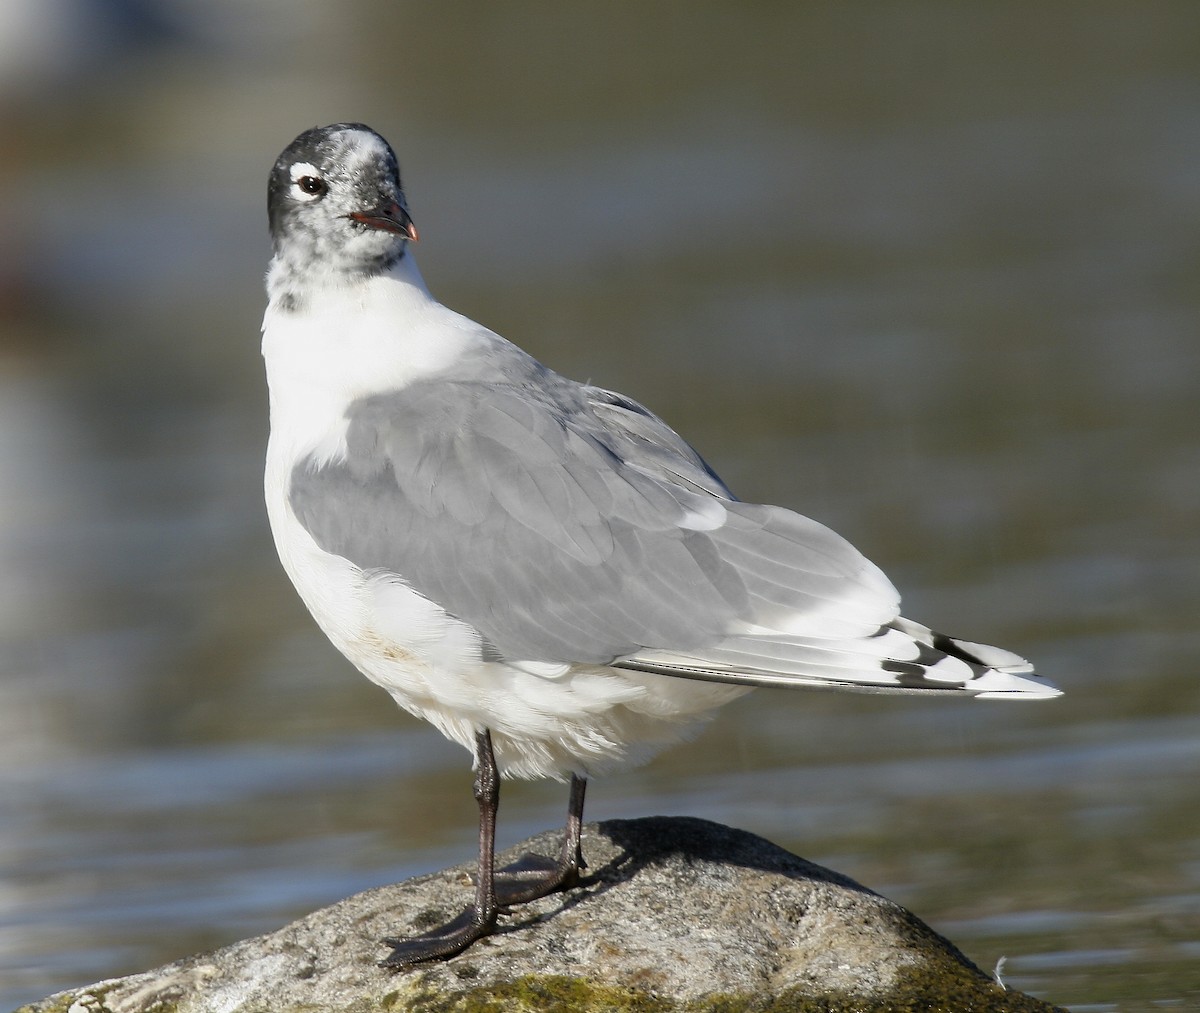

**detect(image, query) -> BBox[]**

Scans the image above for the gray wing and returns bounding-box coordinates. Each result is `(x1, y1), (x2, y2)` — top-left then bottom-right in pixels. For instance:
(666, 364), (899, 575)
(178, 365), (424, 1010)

(289, 366), (898, 666)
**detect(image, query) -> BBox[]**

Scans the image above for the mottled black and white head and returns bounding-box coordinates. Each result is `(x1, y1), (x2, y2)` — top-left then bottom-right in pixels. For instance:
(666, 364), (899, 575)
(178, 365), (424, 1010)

(267, 123), (418, 306)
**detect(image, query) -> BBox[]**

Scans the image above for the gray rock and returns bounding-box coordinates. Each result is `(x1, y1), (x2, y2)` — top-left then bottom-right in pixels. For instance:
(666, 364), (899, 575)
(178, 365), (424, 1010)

(17, 817), (1063, 1012)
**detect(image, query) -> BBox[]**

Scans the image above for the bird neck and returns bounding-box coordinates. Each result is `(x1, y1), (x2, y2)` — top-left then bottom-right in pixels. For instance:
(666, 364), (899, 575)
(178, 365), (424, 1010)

(265, 242), (421, 315)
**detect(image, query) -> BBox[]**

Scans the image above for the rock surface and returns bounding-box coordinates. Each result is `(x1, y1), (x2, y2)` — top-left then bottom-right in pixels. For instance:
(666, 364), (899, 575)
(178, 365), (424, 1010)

(18, 816), (1063, 1012)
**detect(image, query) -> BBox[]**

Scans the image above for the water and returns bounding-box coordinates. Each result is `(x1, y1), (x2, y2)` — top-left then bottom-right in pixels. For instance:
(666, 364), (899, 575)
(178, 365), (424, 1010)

(2, 5), (1199, 1010)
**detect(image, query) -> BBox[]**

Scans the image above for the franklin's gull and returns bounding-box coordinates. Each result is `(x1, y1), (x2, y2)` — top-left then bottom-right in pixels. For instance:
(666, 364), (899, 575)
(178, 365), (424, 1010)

(261, 122), (1061, 967)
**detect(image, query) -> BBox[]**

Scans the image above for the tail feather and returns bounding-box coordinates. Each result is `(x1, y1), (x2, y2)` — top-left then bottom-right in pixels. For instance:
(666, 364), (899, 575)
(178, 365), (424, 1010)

(615, 615), (1062, 700)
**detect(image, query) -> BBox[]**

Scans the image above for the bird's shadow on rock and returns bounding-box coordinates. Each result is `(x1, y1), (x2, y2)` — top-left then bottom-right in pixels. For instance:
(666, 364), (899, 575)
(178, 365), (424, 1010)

(496, 813), (880, 934)
(599, 815), (871, 889)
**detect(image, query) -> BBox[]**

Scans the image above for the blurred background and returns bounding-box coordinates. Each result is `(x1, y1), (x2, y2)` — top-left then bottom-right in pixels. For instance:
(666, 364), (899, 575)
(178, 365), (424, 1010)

(1, 2), (1198, 1009)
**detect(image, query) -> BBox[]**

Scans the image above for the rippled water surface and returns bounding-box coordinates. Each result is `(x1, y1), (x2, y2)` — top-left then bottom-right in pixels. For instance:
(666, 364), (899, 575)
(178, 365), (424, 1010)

(2, 6), (1198, 1010)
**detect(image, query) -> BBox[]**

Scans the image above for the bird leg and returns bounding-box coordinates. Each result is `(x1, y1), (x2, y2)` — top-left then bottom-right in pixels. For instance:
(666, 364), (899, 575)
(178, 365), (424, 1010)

(380, 732), (588, 968)
(493, 773), (587, 906)
(380, 728), (502, 967)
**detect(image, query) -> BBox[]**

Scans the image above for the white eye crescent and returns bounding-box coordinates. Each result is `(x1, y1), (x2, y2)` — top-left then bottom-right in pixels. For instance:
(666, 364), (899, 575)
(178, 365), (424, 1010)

(290, 162), (327, 200)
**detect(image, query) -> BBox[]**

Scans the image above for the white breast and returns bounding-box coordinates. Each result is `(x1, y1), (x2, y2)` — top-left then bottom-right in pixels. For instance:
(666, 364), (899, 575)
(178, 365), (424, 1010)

(260, 253), (482, 675)
(261, 254), (490, 466)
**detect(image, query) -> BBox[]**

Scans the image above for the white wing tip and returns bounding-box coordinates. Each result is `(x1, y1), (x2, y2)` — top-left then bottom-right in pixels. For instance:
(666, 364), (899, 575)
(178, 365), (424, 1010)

(970, 667), (1063, 700)
(974, 687), (1063, 701)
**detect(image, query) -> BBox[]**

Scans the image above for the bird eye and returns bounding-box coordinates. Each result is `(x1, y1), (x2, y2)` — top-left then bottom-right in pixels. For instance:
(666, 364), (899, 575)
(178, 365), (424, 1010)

(296, 175), (327, 196)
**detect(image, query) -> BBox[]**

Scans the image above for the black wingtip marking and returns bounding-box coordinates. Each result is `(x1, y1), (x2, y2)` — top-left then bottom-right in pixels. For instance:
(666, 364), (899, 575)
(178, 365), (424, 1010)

(879, 657), (963, 690)
(932, 631), (983, 665)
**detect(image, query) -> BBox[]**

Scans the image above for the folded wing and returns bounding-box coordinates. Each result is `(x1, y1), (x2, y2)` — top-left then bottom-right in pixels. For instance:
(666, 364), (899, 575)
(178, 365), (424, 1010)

(289, 364), (1058, 699)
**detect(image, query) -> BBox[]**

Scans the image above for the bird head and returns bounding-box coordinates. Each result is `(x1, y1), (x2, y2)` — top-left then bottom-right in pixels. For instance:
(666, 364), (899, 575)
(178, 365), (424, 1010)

(267, 123), (419, 287)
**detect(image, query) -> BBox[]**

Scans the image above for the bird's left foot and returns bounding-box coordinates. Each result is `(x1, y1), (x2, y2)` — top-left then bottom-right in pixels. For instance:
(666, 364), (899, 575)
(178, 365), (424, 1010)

(493, 848), (586, 906)
(379, 904), (496, 968)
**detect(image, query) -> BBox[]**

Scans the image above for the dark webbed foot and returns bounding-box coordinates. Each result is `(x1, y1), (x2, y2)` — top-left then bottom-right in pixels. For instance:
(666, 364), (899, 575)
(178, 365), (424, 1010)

(494, 847), (586, 906)
(380, 851), (585, 968)
(379, 735), (589, 970)
(380, 905), (495, 968)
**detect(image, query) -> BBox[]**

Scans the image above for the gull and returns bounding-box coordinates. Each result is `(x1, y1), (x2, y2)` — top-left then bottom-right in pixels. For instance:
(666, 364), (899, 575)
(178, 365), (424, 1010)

(261, 122), (1061, 968)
